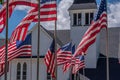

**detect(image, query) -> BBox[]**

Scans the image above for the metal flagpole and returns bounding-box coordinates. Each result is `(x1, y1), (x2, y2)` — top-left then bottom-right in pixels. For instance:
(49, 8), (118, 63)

(30, 55), (32, 80)
(5, 0), (9, 80)
(106, 26), (109, 80)
(54, 0), (57, 80)
(105, 0), (109, 80)
(70, 67), (73, 80)
(10, 62), (12, 80)
(83, 68), (85, 80)
(74, 74), (76, 80)
(54, 20), (57, 80)
(37, 0), (40, 80)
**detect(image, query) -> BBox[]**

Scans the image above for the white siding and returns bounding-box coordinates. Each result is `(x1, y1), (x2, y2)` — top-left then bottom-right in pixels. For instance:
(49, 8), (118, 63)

(2, 58), (69, 80)
(32, 27), (52, 56)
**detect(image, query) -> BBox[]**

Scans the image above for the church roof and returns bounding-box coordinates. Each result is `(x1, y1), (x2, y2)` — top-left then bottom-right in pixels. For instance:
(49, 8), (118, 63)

(69, 0), (97, 10)
(69, 3), (97, 10)
(73, 0), (96, 4)
(28, 23), (70, 46)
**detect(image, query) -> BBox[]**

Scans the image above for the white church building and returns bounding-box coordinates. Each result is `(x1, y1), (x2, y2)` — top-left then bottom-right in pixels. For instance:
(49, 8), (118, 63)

(1, 0), (119, 80)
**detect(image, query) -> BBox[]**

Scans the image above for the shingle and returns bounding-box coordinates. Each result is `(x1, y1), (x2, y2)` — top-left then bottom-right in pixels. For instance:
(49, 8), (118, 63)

(49, 30), (71, 45)
(69, 3), (97, 10)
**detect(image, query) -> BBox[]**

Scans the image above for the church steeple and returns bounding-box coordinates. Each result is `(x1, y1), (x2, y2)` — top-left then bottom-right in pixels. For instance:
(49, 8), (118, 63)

(69, 0), (97, 26)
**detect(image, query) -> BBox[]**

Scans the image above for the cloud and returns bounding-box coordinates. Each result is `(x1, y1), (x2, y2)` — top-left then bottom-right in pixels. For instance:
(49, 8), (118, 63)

(108, 3), (120, 27)
(57, 0), (73, 29)
(41, 0), (74, 30)
(14, 0), (120, 29)
(14, 5), (30, 11)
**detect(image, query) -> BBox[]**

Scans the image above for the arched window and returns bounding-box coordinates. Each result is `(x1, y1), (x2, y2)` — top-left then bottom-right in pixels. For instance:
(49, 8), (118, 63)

(22, 63), (27, 80)
(16, 63), (21, 80)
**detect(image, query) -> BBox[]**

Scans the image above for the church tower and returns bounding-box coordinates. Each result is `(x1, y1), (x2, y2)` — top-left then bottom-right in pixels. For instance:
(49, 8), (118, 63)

(69, 0), (98, 68)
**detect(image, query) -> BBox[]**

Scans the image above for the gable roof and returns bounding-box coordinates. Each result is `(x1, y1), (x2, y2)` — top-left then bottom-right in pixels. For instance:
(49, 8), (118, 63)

(28, 23), (70, 46)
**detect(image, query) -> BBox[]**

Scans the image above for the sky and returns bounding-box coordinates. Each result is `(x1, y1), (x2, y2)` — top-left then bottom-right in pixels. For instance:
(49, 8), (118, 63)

(0, 0), (120, 38)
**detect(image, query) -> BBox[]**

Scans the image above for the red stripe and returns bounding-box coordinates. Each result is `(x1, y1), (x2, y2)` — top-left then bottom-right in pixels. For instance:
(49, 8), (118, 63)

(34, 17), (57, 22)
(9, 1), (38, 7)
(41, 4), (56, 8)
(40, 10), (57, 15)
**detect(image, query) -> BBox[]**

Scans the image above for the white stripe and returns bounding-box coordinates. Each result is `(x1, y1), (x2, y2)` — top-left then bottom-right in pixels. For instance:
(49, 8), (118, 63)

(0, 25), (4, 29)
(40, 7), (56, 12)
(35, 14), (56, 19)
(18, 20), (33, 27)
(19, 28), (25, 41)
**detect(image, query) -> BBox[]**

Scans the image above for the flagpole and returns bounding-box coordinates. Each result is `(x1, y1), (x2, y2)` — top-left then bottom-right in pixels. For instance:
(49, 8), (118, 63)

(5, 0), (9, 80)
(37, 0), (40, 80)
(54, 20), (57, 80)
(106, 27), (109, 80)
(10, 62), (12, 80)
(74, 74), (76, 80)
(105, 0), (109, 80)
(54, 0), (57, 80)
(83, 67), (85, 80)
(30, 55), (32, 80)
(70, 66), (73, 80)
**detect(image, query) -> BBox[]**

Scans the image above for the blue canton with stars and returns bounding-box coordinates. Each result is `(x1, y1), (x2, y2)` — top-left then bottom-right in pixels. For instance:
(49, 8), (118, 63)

(95, 0), (107, 21)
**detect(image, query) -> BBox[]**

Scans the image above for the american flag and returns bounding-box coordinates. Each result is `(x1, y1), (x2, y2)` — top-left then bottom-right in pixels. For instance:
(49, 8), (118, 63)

(0, 5), (15, 33)
(9, 0), (57, 43)
(62, 45), (85, 73)
(33, 0), (57, 21)
(0, 62), (9, 76)
(62, 44), (75, 72)
(57, 42), (72, 65)
(0, 0), (56, 33)
(72, 55), (85, 74)
(9, 7), (38, 43)
(0, 63), (5, 76)
(0, 33), (32, 64)
(74, 0), (107, 57)
(44, 40), (55, 78)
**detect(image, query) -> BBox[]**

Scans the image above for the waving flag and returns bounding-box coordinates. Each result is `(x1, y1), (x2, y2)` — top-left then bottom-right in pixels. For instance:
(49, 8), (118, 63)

(0, 62), (9, 76)
(9, 7), (38, 43)
(33, 0), (57, 21)
(0, 63), (5, 76)
(0, 0), (56, 33)
(10, 0), (56, 43)
(63, 45), (85, 73)
(72, 55), (85, 74)
(44, 40), (55, 78)
(0, 5), (15, 32)
(57, 42), (72, 65)
(62, 44), (75, 72)
(74, 0), (107, 57)
(0, 33), (32, 64)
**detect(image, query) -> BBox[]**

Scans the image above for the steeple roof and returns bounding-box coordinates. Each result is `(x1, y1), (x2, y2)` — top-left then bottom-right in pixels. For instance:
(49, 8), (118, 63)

(69, 0), (97, 10)
(73, 0), (96, 4)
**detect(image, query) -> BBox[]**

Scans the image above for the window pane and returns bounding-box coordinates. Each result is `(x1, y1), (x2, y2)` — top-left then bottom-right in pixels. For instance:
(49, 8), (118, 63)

(16, 63), (21, 80)
(23, 63), (27, 80)
(73, 13), (77, 25)
(85, 13), (89, 25)
(78, 13), (82, 25)
(47, 73), (51, 79)
(90, 13), (94, 24)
